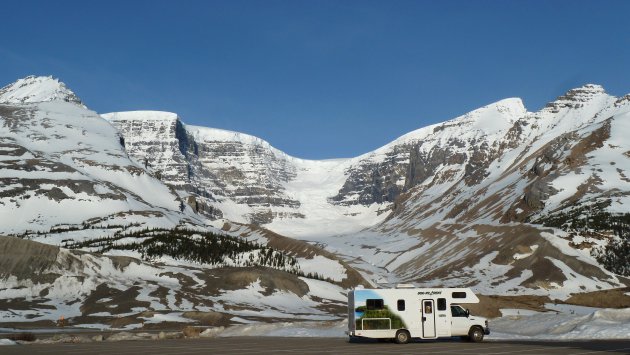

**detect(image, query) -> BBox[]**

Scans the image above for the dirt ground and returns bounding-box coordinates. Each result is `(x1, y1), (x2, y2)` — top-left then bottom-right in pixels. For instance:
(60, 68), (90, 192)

(467, 287), (630, 318)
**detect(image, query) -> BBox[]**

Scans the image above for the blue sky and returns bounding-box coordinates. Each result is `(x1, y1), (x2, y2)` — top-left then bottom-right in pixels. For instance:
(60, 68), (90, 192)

(1, 0), (629, 159)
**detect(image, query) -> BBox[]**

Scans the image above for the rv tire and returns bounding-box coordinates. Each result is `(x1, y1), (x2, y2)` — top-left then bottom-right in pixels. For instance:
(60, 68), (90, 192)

(468, 326), (484, 342)
(395, 330), (410, 344)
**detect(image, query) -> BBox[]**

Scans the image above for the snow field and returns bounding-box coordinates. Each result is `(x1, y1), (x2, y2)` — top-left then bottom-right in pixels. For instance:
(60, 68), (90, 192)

(490, 308), (630, 340)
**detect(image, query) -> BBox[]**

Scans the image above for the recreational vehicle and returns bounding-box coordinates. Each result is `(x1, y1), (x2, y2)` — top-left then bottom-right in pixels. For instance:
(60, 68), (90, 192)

(347, 286), (489, 344)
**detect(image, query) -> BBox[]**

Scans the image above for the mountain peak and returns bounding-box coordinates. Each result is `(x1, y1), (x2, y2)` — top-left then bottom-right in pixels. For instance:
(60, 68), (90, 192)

(447, 97), (527, 128)
(544, 84), (608, 112)
(574, 83), (605, 92)
(558, 84), (607, 100)
(483, 97), (527, 117)
(0, 75), (85, 107)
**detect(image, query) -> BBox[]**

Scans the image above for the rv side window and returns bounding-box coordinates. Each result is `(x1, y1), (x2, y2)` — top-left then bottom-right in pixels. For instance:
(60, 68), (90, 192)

(366, 299), (384, 310)
(437, 298), (446, 311)
(423, 301), (433, 314)
(452, 292), (466, 299)
(397, 299), (405, 311)
(451, 305), (468, 317)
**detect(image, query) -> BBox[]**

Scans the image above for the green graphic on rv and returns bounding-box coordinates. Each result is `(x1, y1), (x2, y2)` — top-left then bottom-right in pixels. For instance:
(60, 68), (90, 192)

(354, 290), (408, 330)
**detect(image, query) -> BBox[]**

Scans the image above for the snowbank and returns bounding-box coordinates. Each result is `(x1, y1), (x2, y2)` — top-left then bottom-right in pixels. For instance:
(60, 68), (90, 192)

(489, 308), (630, 340)
(200, 321), (347, 338)
(0, 338), (17, 345)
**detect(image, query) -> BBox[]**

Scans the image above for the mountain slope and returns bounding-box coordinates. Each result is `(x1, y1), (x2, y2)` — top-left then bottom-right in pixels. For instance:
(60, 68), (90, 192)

(0, 236), (348, 329)
(0, 79), (193, 235)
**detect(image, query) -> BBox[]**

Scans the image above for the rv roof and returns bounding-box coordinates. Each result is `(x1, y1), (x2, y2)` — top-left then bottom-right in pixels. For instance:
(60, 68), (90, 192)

(395, 284), (415, 289)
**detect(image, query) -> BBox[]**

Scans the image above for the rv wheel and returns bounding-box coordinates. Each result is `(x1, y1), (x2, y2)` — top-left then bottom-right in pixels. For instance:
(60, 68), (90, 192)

(395, 330), (410, 344)
(468, 326), (484, 342)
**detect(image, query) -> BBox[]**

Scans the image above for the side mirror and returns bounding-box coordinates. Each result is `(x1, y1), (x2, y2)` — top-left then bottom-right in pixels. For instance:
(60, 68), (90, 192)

(465, 309), (470, 318)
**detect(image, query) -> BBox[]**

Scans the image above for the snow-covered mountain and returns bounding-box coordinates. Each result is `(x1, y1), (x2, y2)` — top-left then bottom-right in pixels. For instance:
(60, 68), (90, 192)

(102, 81), (630, 299)
(302, 84), (630, 299)
(2, 75), (630, 328)
(100, 97), (537, 238)
(0, 76), (366, 328)
(0, 76), (200, 235)
(103, 111), (387, 237)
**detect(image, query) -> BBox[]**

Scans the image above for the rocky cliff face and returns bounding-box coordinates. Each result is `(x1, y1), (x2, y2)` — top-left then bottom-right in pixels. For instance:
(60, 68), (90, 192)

(103, 111), (228, 220)
(329, 143), (411, 206)
(104, 113), (303, 223)
(102, 111), (191, 185)
(186, 126), (302, 224)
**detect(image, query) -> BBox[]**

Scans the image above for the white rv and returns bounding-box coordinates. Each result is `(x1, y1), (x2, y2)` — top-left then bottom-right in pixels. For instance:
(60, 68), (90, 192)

(347, 286), (489, 344)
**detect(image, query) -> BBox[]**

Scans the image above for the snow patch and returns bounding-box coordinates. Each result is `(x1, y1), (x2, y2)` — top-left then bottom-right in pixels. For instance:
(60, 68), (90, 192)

(490, 308), (630, 340)
(0, 339), (17, 346)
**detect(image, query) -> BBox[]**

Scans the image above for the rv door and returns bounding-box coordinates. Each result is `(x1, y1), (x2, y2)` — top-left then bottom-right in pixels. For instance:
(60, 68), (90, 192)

(421, 299), (436, 338)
